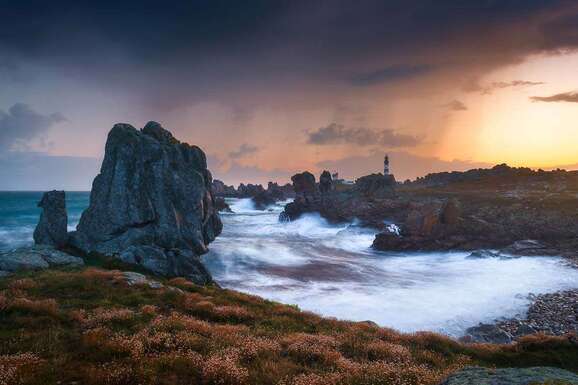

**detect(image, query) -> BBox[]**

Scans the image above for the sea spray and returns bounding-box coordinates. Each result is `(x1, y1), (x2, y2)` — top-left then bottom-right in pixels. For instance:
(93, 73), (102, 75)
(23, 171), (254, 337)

(205, 198), (578, 337)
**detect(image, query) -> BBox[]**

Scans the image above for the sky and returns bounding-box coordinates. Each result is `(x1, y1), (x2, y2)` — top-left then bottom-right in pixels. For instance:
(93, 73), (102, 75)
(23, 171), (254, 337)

(2, 0), (578, 190)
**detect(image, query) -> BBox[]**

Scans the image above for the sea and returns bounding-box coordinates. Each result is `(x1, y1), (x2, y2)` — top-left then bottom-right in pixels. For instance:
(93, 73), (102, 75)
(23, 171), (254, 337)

(2, 191), (578, 336)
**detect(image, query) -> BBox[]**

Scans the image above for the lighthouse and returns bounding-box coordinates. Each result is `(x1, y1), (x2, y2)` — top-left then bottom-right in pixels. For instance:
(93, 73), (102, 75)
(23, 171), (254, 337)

(384, 154), (390, 176)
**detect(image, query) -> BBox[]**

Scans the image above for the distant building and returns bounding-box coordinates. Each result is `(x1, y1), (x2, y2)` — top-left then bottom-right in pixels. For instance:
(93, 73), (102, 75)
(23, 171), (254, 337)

(331, 171), (354, 185)
(384, 154), (390, 176)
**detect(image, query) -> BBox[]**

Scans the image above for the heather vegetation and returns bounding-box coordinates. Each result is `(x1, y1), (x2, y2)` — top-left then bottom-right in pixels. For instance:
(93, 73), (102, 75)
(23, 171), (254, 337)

(0, 268), (577, 385)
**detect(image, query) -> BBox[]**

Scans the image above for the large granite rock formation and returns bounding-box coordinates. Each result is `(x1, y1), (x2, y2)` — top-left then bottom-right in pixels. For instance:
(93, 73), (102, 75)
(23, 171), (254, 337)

(33, 190), (68, 247)
(69, 121), (222, 284)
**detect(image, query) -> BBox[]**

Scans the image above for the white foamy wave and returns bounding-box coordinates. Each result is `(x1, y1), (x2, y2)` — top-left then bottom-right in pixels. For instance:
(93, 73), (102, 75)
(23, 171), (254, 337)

(206, 203), (578, 336)
(254, 213), (347, 238)
(0, 226), (36, 249)
(228, 198), (259, 214)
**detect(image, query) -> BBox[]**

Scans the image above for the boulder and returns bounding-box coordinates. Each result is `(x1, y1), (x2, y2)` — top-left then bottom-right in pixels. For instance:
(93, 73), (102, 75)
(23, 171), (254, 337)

(319, 170), (333, 194)
(279, 171), (320, 221)
(291, 171), (318, 201)
(440, 366), (578, 385)
(355, 173), (396, 196)
(372, 229), (404, 250)
(237, 183), (265, 198)
(0, 246), (83, 275)
(463, 323), (513, 344)
(440, 198), (460, 225)
(502, 239), (554, 256)
(252, 191), (277, 210)
(33, 190), (68, 247)
(214, 197), (233, 213)
(123, 271), (163, 289)
(405, 205), (440, 237)
(69, 121), (221, 284)
(466, 250), (519, 260)
(212, 179), (236, 196)
(266, 182), (286, 200)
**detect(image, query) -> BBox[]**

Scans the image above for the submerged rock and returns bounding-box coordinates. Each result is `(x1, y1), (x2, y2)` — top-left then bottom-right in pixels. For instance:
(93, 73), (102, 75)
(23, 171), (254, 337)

(440, 366), (578, 385)
(466, 250), (519, 260)
(502, 239), (556, 255)
(33, 190), (68, 247)
(69, 121), (221, 284)
(0, 246), (83, 276)
(463, 323), (513, 344)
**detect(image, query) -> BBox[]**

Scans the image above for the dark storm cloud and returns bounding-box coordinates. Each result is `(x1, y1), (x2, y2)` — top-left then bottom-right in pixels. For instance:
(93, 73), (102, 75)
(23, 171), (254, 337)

(465, 79), (545, 94)
(308, 123), (420, 148)
(229, 143), (260, 159)
(349, 65), (434, 86)
(0, 103), (65, 151)
(443, 100), (468, 111)
(530, 91), (578, 102)
(2, 0), (578, 112)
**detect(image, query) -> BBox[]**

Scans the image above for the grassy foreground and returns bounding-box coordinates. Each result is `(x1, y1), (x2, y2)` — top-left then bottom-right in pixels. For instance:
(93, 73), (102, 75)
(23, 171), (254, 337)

(0, 268), (577, 385)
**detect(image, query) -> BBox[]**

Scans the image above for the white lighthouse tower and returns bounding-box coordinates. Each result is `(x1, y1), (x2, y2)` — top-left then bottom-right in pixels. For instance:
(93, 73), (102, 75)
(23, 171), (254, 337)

(384, 154), (390, 176)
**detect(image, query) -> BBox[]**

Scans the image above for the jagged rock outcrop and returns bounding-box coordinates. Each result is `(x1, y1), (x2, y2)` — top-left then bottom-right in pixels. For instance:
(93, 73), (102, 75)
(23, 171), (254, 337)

(319, 170), (333, 194)
(266, 182), (287, 200)
(354, 173), (396, 196)
(280, 171), (321, 221)
(212, 179), (237, 197)
(237, 183), (265, 198)
(33, 190), (68, 247)
(292, 171), (318, 201)
(214, 196), (233, 213)
(69, 121), (221, 284)
(372, 199), (466, 251)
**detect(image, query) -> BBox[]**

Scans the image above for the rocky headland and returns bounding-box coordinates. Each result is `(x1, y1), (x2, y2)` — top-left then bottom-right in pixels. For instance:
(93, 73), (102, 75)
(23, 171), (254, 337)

(280, 164), (578, 259)
(279, 164), (578, 342)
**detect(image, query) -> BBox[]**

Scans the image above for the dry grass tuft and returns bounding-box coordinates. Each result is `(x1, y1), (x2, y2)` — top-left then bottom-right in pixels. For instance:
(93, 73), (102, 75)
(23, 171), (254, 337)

(10, 297), (59, 317)
(202, 349), (249, 385)
(8, 278), (36, 290)
(0, 353), (43, 385)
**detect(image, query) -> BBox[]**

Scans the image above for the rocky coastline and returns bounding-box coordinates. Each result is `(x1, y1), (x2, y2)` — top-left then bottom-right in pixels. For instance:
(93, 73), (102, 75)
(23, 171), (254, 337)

(279, 165), (578, 343)
(464, 289), (578, 344)
(279, 164), (578, 259)
(212, 179), (294, 211)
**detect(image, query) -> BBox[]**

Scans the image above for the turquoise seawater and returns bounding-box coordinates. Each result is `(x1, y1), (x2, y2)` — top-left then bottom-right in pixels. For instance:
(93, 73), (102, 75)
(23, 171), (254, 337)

(0, 191), (89, 250)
